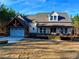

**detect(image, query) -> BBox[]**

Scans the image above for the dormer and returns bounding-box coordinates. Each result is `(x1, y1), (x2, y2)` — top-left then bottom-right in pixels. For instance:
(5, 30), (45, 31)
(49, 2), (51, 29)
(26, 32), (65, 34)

(49, 12), (59, 21)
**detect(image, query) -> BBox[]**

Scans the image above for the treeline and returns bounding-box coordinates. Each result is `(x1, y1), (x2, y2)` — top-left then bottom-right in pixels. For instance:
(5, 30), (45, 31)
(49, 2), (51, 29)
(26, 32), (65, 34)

(72, 14), (79, 35)
(72, 14), (79, 27)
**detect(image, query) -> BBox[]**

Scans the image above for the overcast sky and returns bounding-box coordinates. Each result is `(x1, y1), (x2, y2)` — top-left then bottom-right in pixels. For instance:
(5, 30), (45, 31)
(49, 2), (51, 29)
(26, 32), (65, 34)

(0, 0), (79, 16)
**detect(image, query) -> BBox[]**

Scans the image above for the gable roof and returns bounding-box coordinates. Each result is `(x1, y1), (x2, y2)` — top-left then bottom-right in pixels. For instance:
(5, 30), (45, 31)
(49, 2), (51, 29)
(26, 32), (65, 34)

(27, 12), (71, 23)
(7, 15), (31, 27)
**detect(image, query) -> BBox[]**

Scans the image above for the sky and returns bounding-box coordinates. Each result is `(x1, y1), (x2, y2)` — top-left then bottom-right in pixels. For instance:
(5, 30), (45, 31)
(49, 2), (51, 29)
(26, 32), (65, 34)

(0, 0), (79, 16)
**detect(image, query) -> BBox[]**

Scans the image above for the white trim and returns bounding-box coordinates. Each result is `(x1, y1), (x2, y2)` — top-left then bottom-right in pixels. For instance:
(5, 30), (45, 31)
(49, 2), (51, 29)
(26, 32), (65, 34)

(49, 12), (59, 21)
(51, 12), (59, 16)
(38, 27), (49, 34)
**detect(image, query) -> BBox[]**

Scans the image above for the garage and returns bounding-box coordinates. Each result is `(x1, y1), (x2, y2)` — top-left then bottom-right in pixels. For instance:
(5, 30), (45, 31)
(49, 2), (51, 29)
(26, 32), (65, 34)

(10, 27), (24, 37)
(7, 15), (30, 37)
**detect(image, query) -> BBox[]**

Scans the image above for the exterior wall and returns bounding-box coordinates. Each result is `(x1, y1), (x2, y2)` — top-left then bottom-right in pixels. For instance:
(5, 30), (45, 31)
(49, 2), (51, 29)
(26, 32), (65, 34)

(29, 22), (37, 33)
(67, 28), (72, 34)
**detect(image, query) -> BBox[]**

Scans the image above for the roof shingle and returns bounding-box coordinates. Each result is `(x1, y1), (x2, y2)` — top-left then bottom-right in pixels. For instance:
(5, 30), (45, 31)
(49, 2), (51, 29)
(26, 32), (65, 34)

(27, 12), (71, 22)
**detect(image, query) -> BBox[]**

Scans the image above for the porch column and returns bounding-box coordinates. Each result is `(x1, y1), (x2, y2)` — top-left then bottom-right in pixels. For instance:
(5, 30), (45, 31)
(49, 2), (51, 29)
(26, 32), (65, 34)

(56, 27), (60, 33)
(48, 28), (50, 34)
(37, 28), (40, 33)
(59, 27), (63, 35)
(46, 28), (50, 34)
(45, 28), (47, 34)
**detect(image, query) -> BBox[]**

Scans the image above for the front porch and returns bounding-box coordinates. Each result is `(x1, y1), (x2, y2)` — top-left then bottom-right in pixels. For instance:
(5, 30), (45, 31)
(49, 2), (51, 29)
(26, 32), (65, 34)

(37, 26), (72, 36)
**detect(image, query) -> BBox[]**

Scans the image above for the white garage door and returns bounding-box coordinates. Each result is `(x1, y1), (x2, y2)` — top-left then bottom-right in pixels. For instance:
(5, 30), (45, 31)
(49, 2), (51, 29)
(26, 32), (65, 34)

(10, 27), (24, 37)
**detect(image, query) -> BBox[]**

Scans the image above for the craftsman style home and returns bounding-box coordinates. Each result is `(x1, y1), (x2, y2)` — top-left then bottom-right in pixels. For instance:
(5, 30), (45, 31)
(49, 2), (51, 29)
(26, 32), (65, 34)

(7, 12), (73, 37)
(27, 12), (73, 37)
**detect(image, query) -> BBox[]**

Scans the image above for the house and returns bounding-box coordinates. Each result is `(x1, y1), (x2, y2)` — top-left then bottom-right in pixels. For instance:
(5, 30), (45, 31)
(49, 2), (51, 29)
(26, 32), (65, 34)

(27, 12), (73, 37)
(6, 12), (73, 37)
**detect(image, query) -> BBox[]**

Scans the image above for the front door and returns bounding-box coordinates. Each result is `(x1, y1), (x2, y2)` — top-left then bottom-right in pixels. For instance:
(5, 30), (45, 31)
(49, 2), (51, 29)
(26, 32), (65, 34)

(50, 28), (56, 33)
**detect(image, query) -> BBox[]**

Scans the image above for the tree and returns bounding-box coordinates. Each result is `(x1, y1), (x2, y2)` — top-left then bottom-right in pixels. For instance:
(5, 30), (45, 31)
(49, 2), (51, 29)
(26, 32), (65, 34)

(72, 14), (79, 35)
(0, 4), (16, 24)
(72, 14), (79, 27)
(0, 4), (16, 32)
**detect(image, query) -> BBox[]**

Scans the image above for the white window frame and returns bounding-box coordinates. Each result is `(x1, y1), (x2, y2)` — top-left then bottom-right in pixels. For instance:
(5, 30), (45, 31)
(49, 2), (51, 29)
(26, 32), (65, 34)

(39, 27), (46, 34)
(49, 12), (58, 21)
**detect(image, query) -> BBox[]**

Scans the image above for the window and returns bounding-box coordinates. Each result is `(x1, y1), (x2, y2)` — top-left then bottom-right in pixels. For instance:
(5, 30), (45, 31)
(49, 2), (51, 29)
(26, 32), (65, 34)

(50, 16), (53, 20)
(33, 28), (34, 30)
(60, 28), (63, 34)
(54, 16), (57, 20)
(50, 16), (58, 21)
(43, 28), (46, 34)
(39, 28), (46, 34)
(65, 28), (67, 34)
(60, 28), (68, 34)
(40, 28), (42, 33)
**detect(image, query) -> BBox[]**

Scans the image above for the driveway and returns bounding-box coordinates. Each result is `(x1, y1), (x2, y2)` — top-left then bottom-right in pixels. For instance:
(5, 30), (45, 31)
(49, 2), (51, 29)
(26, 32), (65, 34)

(0, 36), (24, 43)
